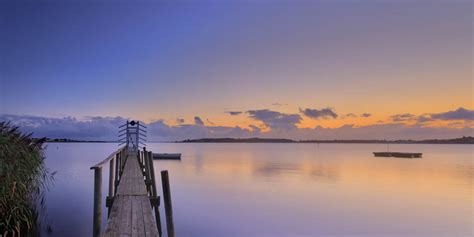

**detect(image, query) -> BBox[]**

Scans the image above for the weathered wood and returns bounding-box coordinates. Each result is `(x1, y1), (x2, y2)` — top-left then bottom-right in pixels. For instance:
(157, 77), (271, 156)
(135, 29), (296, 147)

(114, 153), (120, 194)
(148, 151), (162, 236)
(144, 150), (151, 194)
(131, 196), (145, 237)
(121, 150), (126, 169)
(102, 151), (159, 237)
(108, 158), (115, 197)
(152, 197), (162, 237)
(148, 151), (158, 198)
(142, 196), (158, 237)
(161, 170), (175, 237)
(92, 167), (102, 237)
(115, 154), (147, 196)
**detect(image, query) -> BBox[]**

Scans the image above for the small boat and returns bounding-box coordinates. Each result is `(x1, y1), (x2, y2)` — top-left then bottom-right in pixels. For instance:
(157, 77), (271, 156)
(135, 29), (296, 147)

(373, 152), (422, 158)
(152, 153), (181, 160)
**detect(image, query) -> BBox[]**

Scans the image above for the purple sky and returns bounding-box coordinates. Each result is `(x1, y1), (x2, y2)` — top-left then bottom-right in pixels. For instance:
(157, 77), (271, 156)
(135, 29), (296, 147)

(1, 0), (472, 140)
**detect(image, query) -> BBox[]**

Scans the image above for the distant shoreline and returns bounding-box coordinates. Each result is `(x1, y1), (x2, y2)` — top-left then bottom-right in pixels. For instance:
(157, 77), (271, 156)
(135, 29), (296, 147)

(39, 137), (474, 144)
(179, 136), (474, 144)
(40, 138), (114, 143)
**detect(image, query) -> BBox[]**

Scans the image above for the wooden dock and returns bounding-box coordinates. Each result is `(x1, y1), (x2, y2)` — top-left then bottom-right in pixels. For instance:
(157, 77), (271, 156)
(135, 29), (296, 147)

(103, 150), (159, 237)
(90, 121), (175, 237)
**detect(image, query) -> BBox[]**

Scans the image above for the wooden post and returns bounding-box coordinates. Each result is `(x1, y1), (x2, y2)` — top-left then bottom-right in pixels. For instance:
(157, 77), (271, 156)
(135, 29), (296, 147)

(139, 150), (142, 167)
(144, 151), (151, 193)
(92, 167), (102, 237)
(106, 158), (115, 217)
(142, 147), (147, 169)
(108, 158), (115, 197)
(153, 197), (163, 237)
(161, 170), (175, 237)
(117, 152), (122, 174)
(148, 151), (162, 236)
(114, 153), (119, 193)
(120, 150), (124, 169)
(148, 151), (157, 197)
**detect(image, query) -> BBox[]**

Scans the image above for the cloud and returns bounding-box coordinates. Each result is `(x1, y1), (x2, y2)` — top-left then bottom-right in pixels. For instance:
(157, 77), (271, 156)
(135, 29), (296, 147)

(430, 107), (474, 121)
(248, 124), (261, 133)
(361, 113), (371, 118)
(416, 115), (432, 123)
(194, 116), (204, 125)
(225, 111), (242, 116)
(176, 118), (185, 124)
(343, 113), (357, 118)
(272, 103), (287, 106)
(0, 114), (126, 140)
(0, 114), (261, 141)
(247, 109), (302, 130)
(300, 107), (338, 119)
(390, 113), (416, 122)
(2, 108), (473, 142)
(307, 123), (474, 140)
(147, 122), (258, 141)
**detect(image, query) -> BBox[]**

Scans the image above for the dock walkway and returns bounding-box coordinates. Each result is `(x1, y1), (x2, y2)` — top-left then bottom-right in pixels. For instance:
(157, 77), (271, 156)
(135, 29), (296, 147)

(91, 121), (175, 237)
(103, 151), (159, 237)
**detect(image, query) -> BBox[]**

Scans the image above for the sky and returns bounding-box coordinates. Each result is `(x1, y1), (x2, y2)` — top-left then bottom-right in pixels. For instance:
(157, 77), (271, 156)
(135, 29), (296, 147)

(0, 0), (473, 141)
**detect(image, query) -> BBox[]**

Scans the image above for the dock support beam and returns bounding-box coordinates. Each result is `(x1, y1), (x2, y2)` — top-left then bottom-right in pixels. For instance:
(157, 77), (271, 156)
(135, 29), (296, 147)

(114, 153), (120, 194)
(148, 151), (162, 236)
(92, 167), (102, 237)
(161, 170), (175, 237)
(107, 158), (116, 217)
(108, 159), (115, 198)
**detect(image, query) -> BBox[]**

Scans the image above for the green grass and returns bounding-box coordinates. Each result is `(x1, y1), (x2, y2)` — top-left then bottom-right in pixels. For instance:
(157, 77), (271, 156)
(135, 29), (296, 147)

(0, 122), (54, 236)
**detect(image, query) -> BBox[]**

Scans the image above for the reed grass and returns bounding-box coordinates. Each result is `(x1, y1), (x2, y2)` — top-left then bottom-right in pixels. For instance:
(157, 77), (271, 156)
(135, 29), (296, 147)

(0, 122), (54, 237)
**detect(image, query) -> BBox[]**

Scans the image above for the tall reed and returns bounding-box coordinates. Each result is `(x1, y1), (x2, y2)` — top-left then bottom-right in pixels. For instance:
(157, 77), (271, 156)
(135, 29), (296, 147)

(0, 122), (53, 236)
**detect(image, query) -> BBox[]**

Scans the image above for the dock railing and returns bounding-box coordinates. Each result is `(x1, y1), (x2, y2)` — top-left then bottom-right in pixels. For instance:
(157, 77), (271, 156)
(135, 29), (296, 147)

(90, 145), (128, 237)
(90, 142), (175, 237)
(139, 147), (163, 236)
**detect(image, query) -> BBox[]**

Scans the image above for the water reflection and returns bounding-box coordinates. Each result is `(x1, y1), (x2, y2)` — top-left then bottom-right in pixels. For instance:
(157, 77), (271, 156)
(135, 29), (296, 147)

(303, 161), (340, 182)
(253, 162), (301, 177)
(43, 143), (473, 237)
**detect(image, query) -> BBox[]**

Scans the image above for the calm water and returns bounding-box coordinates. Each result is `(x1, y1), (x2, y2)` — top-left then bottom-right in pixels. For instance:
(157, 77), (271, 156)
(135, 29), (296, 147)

(43, 143), (473, 237)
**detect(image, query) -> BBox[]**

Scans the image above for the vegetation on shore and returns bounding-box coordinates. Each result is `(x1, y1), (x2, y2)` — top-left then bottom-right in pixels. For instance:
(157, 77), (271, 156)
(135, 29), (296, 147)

(38, 138), (110, 143)
(180, 136), (474, 144)
(0, 122), (54, 236)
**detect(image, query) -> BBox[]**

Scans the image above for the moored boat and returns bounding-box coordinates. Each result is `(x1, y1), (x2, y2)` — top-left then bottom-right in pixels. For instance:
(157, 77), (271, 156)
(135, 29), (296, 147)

(152, 153), (182, 160)
(373, 152), (422, 158)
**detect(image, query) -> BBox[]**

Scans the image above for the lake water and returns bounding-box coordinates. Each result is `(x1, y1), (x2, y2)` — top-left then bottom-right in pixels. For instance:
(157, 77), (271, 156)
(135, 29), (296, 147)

(42, 143), (473, 237)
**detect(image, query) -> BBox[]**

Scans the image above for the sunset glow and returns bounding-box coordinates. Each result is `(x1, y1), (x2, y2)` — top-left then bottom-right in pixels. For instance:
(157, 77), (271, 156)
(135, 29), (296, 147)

(1, 0), (472, 141)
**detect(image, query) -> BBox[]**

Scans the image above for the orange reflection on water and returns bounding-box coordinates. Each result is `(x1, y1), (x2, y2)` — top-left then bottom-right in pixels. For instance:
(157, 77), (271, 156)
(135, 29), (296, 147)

(151, 143), (473, 236)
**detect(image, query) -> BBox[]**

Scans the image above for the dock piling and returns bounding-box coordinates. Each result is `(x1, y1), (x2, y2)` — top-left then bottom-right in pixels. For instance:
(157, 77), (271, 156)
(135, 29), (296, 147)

(161, 170), (175, 237)
(148, 151), (162, 236)
(108, 158), (115, 198)
(114, 153), (120, 194)
(144, 150), (151, 193)
(92, 167), (102, 237)
(90, 120), (174, 237)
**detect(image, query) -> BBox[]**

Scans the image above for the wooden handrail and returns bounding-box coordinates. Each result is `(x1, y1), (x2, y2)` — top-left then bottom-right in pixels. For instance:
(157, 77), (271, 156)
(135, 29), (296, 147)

(90, 146), (126, 169)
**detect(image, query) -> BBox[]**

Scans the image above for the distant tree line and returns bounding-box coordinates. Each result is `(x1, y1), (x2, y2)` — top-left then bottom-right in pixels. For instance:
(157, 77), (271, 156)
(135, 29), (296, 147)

(180, 136), (474, 144)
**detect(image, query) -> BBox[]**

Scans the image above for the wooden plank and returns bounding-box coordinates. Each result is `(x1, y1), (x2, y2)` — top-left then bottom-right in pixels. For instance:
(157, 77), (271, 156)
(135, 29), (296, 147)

(142, 196), (159, 237)
(115, 153), (147, 196)
(103, 196), (158, 237)
(102, 151), (159, 237)
(131, 196), (145, 237)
